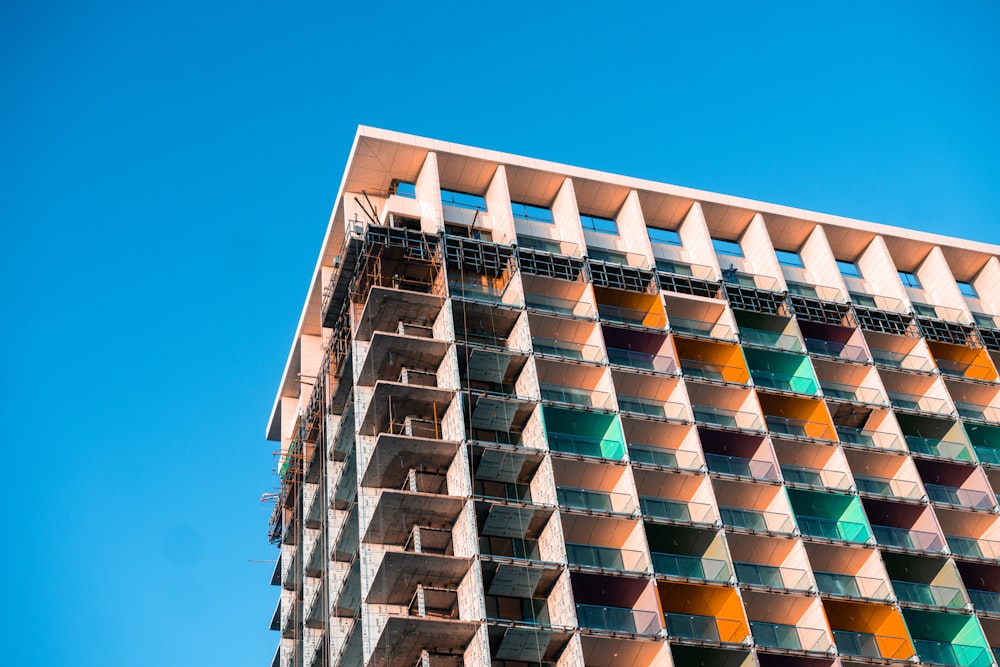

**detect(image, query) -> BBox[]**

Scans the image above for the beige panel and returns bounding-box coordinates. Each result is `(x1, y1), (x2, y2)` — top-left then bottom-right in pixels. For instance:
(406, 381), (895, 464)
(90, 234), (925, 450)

(617, 190), (654, 261)
(484, 164), (515, 246)
(415, 151), (444, 234)
(743, 213), (786, 289)
(801, 225), (848, 298)
(916, 246), (970, 320)
(857, 236), (909, 307)
(974, 257), (1000, 316)
(551, 177), (587, 252)
(678, 202), (721, 277)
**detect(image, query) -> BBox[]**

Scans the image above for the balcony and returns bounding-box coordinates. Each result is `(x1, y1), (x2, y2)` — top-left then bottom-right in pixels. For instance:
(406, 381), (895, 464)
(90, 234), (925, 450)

(914, 639), (990, 667)
(524, 291), (596, 318)
(946, 535), (1000, 560)
(653, 553), (731, 582)
(566, 543), (646, 573)
(664, 613), (736, 643)
(925, 483), (994, 510)
(854, 474), (922, 500)
(905, 435), (973, 462)
(557, 485), (635, 514)
(804, 337), (869, 363)
(956, 402), (1000, 423)
(680, 358), (750, 383)
(814, 571), (890, 600)
(836, 425), (902, 451)
(547, 431), (625, 460)
(576, 603), (659, 635)
(640, 496), (715, 524)
(820, 381), (885, 405)
(797, 515), (869, 543)
(871, 348), (935, 373)
(834, 630), (912, 660)
(597, 303), (666, 329)
(888, 390), (950, 415)
(872, 525), (944, 552)
(617, 395), (688, 420)
(765, 416), (836, 441)
(692, 405), (763, 431)
(968, 589), (1000, 615)
(705, 453), (778, 481)
(781, 463), (851, 490)
(670, 316), (735, 341)
(892, 580), (965, 609)
(735, 562), (810, 591)
(720, 506), (794, 534)
(751, 369), (820, 395)
(539, 383), (613, 410)
(739, 327), (804, 352)
(532, 336), (604, 363)
(607, 346), (677, 373)
(751, 621), (829, 652)
(628, 442), (700, 470)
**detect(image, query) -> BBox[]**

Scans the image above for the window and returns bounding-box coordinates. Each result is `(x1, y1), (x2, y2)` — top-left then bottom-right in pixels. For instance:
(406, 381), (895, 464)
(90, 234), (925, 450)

(973, 313), (997, 329)
(518, 235), (562, 254)
(648, 227), (681, 246)
(775, 249), (804, 268)
(511, 201), (553, 224)
(957, 281), (978, 298)
(898, 271), (921, 289)
(912, 303), (937, 318)
(655, 259), (694, 276)
(580, 214), (618, 235)
(849, 292), (877, 308)
(837, 260), (862, 279)
(441, 188), (487, 212)
(393, 181), (416, 198)
(712, 238), (744, 258)
(588, 248), (629, 265)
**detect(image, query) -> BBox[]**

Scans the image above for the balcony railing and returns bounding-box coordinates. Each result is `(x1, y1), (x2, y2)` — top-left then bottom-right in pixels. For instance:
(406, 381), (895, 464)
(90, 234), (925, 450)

(664, 612), (739, 643)
(539, 383), (613, 410)
(652, 552), (730, 582)
(628, 442), (700, 470)
(888, 391), (950, 414)
(751, 621), (829, 652)
(854, 474), (922, 500)
(946, 534), (1000, 560)
(974, 446), (1000, 465)
(751, 369), (819, 395)
(576, 603), (659, 635)
(524, 292), (596, 318)
(679, 358), (749, 383)
(821, 381), (885, 405)
(692, 404), (763, 431)
(781, 463), (851, 489)
(925, 483), (994, 510)
(617, 395), (688, 420)
(546, 431), (625, 460)
(532, 336), (604, 363)
(787, 282), (845, 303)
(796, 515), (869, 543)
(804, 338), (869, 362)
(873, 525), (944, 552)
(448, 276), (512, 305)
(669, 316), (735, 341)
(735, 562), (810, 591)
(892, 580), (965, 608)
(705, 453), (778, 480)
(956, 402), (1000, 422)
(871, 348), (935, 372)
(836, 425), (903, 451)
(566, 543), (646, 572)
(720, 506), (795, 534)
(834, 630), (912, 660)
(640, 496), (715, 524)
(606, 346), (677, 373)
(968, 589), (1000, 614)
(557, 485), (635, 514)
(914, 639), (989, 667)
(936, 358), (996, 379)
(765, 415), (836, 441)
(850, 292), (907, 313)
(905, 435), (973, 461)
(814, 570), (890, 599)
(597, 303), (666, 329)
(739, 327), (803, 352)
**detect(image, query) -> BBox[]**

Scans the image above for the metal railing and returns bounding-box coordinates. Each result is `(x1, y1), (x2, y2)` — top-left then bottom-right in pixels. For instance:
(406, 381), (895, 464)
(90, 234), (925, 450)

(669, 316), (735, 341)
(546, 431), (625, 460)
(904, 435), (973, 461)
(524, 292), (596, 318)
(781, 463), (851, 489)
(925, 483), (994, 509)
(751, 369), (819, 395)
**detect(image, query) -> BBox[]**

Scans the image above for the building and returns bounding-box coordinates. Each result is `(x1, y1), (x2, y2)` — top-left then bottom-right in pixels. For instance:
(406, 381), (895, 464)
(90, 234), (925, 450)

(265, 126), (1000, 667)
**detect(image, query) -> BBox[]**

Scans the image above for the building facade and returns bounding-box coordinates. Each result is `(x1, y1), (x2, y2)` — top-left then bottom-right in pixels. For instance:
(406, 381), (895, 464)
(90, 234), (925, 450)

(265, 127), (1000, 667)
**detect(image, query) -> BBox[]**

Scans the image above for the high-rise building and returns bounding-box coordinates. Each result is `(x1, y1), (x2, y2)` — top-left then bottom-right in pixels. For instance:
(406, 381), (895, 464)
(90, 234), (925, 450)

(265, 126), (1000, 667)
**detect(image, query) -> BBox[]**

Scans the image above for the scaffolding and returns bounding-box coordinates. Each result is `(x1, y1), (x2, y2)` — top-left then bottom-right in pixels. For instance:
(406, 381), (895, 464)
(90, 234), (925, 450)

(917, 317), (982, 348)
(723, 285), (790, 316)
(517, 247), (585, 282)
(588, 260), (657, 294)
(854, 306), (920, 337)
(349, 227), (443, 307)
(656, 270), (724, 299)
(789, 294), (856, 327)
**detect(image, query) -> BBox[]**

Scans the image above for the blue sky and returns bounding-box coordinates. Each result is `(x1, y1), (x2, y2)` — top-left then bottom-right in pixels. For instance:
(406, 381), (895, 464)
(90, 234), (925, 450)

(2, 2), (998, 665)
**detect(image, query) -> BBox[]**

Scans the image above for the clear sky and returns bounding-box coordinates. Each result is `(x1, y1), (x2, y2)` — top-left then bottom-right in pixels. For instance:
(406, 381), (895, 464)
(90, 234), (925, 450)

(2, 2), (999, 665)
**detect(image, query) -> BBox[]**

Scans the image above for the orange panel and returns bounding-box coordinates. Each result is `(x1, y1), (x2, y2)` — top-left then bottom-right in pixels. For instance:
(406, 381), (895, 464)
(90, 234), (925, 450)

(656, 582), (749, 643)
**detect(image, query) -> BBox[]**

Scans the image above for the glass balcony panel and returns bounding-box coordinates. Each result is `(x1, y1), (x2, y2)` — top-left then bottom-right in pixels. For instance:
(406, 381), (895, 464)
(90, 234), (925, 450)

(664, 612), (722, 642)
(449, 276), (511, 304)
(956, 402), (1000, 422)
(597, 303), (666, 328)
(873, 525), (944, 552)
(628, 442), (697, 470)
(815, 571), (884, 598)
(871, 348), (935, 372)
(692, 405), (763, 431)
(546, 431), (625, 460)
(836, 426), (902, 450)
(936, 358), (995, 379)
(925, 483), (993, 509)
(576, 603), (659, 634)
(796, 515), (868, 542)
(969, 589), (1000, 614)
(804, 338), (869, 362)
(669, 316), (735, 341)
(617, 395), (688, 420)
(606, 347), (677, 373)
(892, 580), (965, 608)
(751, 622), (828, 651)
(905, 435), (972, 461)
(735, 562), (810, 590)
(854, 474), (922, 500)
(539, 383), (613, 410)
(705, 453), (778, 480)
(557, 485), (635, 514)
(946, 535), (1000, 560)
(479, 536), (541, 560)
(751, 369), (819, 395)
(821, 381), (885, 404)
(765, 416), (835, 441)
(652, 552), (731, 581)
(914, 639), (987, 667)
(739, 327), (804, 352)
(781, 463), (850, 489)
(851, 292), (907, 313)
(720, 506), (794, 534)
(524, 292), (595, 318)
(834, 630), (908, 659)
(680, 358), (748, 383)
(974, 446), (1000, 465)
(532, 336), (604, 362)
(566, 543), (645, 572)
(888, 391), (949, 414)
(722, 272), (781, 292)
(640, 496), (715, 524)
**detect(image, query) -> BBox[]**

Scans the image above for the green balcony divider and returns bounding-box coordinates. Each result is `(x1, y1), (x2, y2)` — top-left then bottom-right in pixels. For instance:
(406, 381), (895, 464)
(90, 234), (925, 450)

(787, 489), (872, 543)
(902, 609), (992, 667)
(742, 347), (820, 395)
(542, 405), (626, 460)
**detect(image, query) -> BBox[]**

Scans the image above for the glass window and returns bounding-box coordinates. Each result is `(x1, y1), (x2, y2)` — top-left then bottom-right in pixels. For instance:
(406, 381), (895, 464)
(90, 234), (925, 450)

(849, 292), (877, 308)
(912, 303), (937, 317)
(648, 227), (681, 246)
(898, 271), (921, 289)
(775, 250), (804, 268)
(957, 281), (978, 298)
(588, 248), (629, 265)
(712, 238), (744, 257)
(518, 235), (562, 254)
(655, 259), (694, 276)
(511, 201), (553, 224)
(441, 188), (487, 212)
(393, 181), (416, 198)
(973, 313), (997, 329)
(580, 214), (618, 235)
(837, 260), (862, 279)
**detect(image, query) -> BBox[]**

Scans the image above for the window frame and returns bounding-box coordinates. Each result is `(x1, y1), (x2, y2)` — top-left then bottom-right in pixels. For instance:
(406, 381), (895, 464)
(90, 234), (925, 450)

(647, 227), (682, 246)
(957, 281), (978, 299)
(441, 187), (487, 212)
(511, 201), (554, 224)
(712, 238), (744, 258)
(580, 213), (619, 236)
(837, 260), (863, 279)
(898, 271), (922, 289)
(775, 249), (804, 269)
